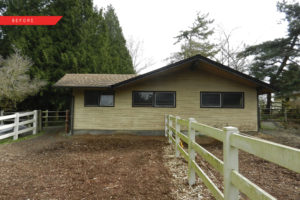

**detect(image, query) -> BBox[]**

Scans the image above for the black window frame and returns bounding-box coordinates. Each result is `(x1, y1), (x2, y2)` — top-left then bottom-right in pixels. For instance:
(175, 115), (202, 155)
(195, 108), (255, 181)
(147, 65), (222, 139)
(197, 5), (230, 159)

(200, 92), (221, 108)
(132, 91), (154, 107)
(84, 90), (100, 107)
(132, 91), (176, 108)
(200, 92), (244, 108)
(84, 90), (115, 107)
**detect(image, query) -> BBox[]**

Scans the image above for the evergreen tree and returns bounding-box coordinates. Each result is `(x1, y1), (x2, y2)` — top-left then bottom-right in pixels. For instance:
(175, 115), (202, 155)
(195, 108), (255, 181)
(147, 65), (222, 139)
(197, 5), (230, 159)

(168, 12), (218, 62)
(0, 1), (134, 110)
(104, 5), (134, 74)
(238, 1), (300, 109)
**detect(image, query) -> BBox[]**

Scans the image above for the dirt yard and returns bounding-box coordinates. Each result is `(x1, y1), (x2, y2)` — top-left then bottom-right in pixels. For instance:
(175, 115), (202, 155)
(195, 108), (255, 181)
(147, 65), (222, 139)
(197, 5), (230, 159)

(0, 132), (173, 200)
(0, 127), (299, 200)
(190, 123), (300, 200)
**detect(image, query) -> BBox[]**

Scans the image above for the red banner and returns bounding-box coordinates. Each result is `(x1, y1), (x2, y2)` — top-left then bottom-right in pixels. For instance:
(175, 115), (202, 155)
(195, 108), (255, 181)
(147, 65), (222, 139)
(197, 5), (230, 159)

(0, 16), (62, 25)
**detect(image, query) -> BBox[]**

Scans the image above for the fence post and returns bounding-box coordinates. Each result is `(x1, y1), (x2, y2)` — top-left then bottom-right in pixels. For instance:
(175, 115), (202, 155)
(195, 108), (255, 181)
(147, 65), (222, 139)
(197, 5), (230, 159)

(45, 110), (48, 127)
(188, 117), (196, 186)
(27, 115), (31, 127)
(0, 110), (3, 125)
(175, 116), (180, 157)
(38, 110), (42, 132)
(223, 126), (239, 200)
(33, 110), (37, 135)
(165, 114), (168, 137)
(56, 111), (59, 122)
(168, 115), (172, 144)
(65, 109), (69, 133)
(284, 109), (288, 122)
(13, 113), (19, 140)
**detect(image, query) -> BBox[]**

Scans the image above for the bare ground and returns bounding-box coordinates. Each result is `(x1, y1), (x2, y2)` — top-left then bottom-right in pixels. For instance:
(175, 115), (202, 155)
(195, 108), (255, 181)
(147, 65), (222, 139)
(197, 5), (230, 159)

(163, 122), (300, 200)
(0, 126), (299, 200)
(0, 132), (173, 200)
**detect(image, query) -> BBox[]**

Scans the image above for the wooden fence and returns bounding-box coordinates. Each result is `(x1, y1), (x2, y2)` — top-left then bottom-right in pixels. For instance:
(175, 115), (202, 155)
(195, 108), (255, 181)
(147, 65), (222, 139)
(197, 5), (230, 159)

(1, 110), (70, 133)
(260, 108), (300, 122)
(40, 110), (69, 132)
(165, 114), (300, 200)
(0, 110), (38, 140)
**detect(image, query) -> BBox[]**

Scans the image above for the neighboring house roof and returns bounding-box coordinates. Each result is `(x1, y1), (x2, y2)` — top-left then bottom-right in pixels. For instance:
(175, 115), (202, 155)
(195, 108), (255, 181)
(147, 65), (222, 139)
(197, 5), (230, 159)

(54, 54), (277, 93)
(54, 74), (137, 88)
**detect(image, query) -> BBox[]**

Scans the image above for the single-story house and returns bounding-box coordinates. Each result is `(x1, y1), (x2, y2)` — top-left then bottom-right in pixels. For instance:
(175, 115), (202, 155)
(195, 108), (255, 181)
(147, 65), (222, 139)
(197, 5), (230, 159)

(54, 55), (276, 135)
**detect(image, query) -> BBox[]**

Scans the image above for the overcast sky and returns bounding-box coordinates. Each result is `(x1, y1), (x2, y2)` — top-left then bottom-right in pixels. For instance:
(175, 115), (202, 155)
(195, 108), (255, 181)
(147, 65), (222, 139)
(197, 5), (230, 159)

(94, 0), (290, 73)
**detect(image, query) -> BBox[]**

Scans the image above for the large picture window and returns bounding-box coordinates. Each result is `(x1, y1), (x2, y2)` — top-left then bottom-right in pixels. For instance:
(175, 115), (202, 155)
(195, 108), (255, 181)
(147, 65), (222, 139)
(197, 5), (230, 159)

(133, 91), (175, 107)
(84, 90), (114, 107)
(201, 92), (244, 108)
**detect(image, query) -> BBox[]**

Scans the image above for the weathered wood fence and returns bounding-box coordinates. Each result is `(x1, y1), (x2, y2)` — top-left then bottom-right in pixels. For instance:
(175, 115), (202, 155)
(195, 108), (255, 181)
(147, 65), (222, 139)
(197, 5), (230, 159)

(40, 110), (69, 132)
(1, 110), (70, 133)
(165, 114), (300, 200)
(0, 110), (38, 140)
(260, 108), (300, 122)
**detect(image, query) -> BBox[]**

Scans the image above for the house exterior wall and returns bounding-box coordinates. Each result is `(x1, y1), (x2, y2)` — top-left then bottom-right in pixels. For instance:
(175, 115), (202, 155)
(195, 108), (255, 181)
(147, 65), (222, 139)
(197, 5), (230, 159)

(72, 67), (258, 133)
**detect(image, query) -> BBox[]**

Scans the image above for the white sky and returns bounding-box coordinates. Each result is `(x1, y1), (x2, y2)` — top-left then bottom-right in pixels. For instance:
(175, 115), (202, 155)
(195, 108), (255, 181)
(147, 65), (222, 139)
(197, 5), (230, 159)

(94, 0), (291, 73)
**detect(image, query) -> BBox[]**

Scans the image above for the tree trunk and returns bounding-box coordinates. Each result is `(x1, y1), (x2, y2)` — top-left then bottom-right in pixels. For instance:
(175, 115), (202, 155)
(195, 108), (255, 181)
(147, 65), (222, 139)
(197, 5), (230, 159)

(266, 35), (298, 112)
(266, 93), (272, 114)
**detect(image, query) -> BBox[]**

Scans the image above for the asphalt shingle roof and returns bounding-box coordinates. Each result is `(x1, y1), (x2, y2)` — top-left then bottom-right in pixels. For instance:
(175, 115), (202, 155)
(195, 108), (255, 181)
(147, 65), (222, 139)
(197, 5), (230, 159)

(54, 55), (276, 93)
(54, 74), (137, 88)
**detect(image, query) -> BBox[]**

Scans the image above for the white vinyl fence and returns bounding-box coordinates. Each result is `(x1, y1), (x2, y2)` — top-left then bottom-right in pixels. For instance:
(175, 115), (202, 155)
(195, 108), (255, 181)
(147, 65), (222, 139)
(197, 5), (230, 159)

(165, 114), (300, 200)
(0, 110), (38, 140)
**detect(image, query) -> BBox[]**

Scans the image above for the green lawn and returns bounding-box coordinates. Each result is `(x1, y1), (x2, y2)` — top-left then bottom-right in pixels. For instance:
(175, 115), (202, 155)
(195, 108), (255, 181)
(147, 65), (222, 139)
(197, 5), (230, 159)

(0, 131), (44, 145)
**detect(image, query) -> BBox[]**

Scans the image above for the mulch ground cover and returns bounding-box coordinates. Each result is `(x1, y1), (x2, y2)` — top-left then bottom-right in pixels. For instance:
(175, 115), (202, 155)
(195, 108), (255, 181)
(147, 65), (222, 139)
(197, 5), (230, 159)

(192, 132), (300, 200)
(0, 130), (299, 200)
(0, 133), (173, 200)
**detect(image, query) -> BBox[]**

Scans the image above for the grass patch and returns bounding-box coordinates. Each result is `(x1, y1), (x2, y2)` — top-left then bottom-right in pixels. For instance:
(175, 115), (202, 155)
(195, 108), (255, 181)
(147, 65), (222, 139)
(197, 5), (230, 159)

(0, 131), (44, 145)
(260, 125), (277, 131)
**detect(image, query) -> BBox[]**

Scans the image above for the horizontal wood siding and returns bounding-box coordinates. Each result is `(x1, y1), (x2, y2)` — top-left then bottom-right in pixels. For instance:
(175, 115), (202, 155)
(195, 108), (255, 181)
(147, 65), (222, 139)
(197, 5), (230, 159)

(73, 67), (258, 131)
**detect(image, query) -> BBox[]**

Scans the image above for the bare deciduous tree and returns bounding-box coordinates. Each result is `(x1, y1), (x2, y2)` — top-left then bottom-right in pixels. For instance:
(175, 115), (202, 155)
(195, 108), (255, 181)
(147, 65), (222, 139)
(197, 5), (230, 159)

(216, 28), (249, 73)
(127, 36), (155, 74)
(0, 47), (46, 110)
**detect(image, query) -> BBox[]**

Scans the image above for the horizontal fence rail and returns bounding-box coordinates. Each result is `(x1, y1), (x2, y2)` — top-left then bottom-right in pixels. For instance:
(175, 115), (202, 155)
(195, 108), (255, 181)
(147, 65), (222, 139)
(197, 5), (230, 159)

(1, 110), (71, 133)
(260, 108), (300, 122)
(0, 110), (37, 140)
(165, 114), (300, 200)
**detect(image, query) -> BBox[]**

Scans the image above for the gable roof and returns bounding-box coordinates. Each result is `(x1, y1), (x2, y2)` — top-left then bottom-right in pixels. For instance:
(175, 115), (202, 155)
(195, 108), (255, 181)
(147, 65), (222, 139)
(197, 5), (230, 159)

(54, 54), (277, 93)
(54, 74), (137, 88)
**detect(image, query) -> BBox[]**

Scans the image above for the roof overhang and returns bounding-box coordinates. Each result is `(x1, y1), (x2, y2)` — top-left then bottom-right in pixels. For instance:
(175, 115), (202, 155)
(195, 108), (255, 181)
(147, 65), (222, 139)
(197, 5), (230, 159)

(54, 55), (277, 94)
(111, 55), (277, 94)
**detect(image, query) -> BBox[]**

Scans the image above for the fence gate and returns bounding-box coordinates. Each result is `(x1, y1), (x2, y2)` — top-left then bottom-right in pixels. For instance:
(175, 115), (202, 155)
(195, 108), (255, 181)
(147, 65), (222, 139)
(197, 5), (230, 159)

(39, 110), (71, 132)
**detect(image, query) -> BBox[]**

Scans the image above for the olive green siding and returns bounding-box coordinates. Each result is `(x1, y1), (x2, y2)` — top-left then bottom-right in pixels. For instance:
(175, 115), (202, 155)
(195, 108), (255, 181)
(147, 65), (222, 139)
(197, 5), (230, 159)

(73, 67), (258, 132)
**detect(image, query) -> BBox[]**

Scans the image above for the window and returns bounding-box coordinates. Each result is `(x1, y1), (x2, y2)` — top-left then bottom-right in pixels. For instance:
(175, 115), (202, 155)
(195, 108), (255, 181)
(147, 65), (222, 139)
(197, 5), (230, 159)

(222, 93), (243, 108)
(201, 92), (244, 108)
(133, 92), (153, 106)
(84, 90), (114, 107)
(100, 94), (114, 107)
(155, 92), (176, 107)
(84, 91), (99, 106)
(133, 91), (175, 107)
(201, 93), (221, 107)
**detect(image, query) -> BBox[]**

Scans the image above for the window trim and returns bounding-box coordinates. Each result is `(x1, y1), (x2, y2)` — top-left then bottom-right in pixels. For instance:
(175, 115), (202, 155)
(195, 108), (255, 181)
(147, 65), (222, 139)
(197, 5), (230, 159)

(200, 92), (244, 108)
(84, 90), (115, 107)
(132, 91), (176, 108)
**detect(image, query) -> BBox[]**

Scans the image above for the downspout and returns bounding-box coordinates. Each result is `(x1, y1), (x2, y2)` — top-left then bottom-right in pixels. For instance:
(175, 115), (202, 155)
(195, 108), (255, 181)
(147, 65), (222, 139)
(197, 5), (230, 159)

(69, 94), (75, 135)
(256, 88), (261, 131)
